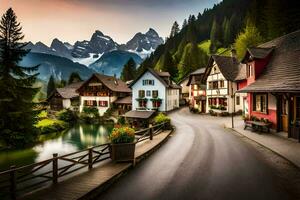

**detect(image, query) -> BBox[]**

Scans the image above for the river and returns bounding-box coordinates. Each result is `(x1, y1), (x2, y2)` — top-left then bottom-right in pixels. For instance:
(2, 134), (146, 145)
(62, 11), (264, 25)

(0, 123), (114, 172)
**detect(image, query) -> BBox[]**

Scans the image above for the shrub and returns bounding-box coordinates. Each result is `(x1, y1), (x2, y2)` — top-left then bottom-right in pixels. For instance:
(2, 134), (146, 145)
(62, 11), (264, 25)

(36, 119), (67, 134)
(109, 126), (135, 144)
(154, 113), (170, 124)
(117, 116), (126, 125)
(37, 110), (47, 119)
(56, 109), (76, 122)
(80, 107), (99, 122)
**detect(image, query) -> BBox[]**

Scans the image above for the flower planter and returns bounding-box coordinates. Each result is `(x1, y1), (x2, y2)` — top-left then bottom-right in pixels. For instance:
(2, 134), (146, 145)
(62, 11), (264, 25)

(110, 142), (136, 162)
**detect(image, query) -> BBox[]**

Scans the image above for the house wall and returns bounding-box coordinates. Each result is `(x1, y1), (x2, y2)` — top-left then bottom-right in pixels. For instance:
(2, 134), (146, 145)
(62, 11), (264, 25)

(180, 78), (189, 102)
(131, 71), (167, 111)
(166, 88), (180, 111)
(248, 93), (277, 129)
(62, 99), (71, 109)
(79, 96), (115, 116)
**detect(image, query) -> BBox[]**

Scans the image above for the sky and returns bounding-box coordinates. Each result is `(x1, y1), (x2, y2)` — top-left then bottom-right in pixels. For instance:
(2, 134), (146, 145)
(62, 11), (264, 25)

(0, 0), (220, 46)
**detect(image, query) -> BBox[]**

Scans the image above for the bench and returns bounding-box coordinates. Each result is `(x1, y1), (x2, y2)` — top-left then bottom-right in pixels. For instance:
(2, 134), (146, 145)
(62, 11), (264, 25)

(244, 120), (272, 133)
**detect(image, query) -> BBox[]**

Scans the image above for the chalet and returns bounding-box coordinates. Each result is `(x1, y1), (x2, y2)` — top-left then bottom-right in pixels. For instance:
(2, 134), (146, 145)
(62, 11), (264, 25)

(48, 82), (83, 111)
(203, 50), (247, 114)
(76, 73), (131, 116)
(129, 68), (181, 112)
(186, 68), (207, 113)
(238, 30), (300, 141)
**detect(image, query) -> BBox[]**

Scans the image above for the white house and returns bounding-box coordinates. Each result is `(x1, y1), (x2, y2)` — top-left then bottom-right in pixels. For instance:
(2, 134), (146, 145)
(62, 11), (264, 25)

(129, 68), (181, 112)
(203, 52), (247, 114)
(76, 73), (131, 116)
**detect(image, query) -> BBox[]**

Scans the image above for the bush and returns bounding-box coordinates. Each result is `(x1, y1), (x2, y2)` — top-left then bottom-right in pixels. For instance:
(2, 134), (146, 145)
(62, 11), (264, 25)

(109, 126), (135, 144)
(80, 107), (100, 123)
(36, 119), (67, 134)
(37, 110), (47, 119)
(56, 109), (77, 122)
(117, 116), (126, 125)
(1, 129), (38, 148)
(154, 113), (171, 124)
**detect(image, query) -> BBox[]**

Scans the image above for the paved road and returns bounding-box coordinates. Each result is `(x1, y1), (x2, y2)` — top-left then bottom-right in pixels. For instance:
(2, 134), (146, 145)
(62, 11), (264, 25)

(97, 108), (292, 200)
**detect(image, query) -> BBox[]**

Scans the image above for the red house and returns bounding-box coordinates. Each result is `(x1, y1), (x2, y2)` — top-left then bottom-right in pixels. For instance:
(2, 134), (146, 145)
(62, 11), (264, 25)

(238, 30), (300, 141)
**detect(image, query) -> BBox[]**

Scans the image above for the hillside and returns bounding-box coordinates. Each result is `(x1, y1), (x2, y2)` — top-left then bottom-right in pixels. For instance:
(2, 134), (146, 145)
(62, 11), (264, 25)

(20, 52), (95, 81)
(139, 0), (300, 80)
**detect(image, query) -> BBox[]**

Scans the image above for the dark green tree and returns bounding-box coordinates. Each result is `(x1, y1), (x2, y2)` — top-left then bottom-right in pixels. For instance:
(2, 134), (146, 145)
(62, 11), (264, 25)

(0, 8), (40, 147)
(209, 18), (222, 53)
(68, 72), (82, 85)
(156, 51), (177, 78)
(170, 21), (180, 38)
(223, 18), (231, 47)
(120, 58), (137, 82)
(182, 19), (188, 29)
(47, 75), (55, 98)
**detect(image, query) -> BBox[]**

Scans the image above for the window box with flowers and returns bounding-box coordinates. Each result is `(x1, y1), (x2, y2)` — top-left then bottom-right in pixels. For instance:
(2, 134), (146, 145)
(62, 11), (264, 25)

(109, 126), (136, 162)
(136, 98), (148, 110)
(150, 98), (162, 109)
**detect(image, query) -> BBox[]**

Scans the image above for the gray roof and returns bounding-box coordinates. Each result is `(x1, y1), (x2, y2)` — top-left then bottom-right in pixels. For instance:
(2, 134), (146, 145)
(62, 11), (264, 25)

(234, 64), (247, 81)
(190, 68), (206, 75)
(124, 110), (155, 119)
(130, 68), (181, 89)
(238, 30), (300, 93)
(207, 55), (241, 81)
(248, 47), (274, 59)
(114, 96), (132, 104)
(50, 82), (84, 99)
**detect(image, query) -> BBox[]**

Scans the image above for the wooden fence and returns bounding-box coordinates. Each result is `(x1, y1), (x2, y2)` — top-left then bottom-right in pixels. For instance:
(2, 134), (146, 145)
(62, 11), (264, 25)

(0, 122), (169, 200)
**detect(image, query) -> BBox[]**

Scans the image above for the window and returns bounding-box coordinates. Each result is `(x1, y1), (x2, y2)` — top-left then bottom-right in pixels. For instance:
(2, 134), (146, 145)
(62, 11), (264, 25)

(247, 64), (254, 77)
(138, 90), (145, 98)
(174, 99), (178, 106)
(236, 96), (240, 105)
(213, 81), (218, 89)
(84, 100), (96, 106)
(99, 101), (108, 107)
(253, 93), (268, 113)
(142, 79), (154, 85)
(152, 90), (158, 98)
(146, 90), (151, 97)
(193, 85), (198, 90)
(209, 82), (213, 89)
(219, 80), (224, 88)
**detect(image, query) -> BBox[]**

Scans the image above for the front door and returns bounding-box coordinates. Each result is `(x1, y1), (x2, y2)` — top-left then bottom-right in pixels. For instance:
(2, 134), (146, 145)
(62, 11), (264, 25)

(290, 96), (300, 140)
(281, 96), (288, 132)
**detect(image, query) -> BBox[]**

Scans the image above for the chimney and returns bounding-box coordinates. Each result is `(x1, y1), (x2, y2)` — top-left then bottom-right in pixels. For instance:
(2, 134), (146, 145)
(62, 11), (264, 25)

(231, 48), (237, 58)
(113, 74), (118, 85)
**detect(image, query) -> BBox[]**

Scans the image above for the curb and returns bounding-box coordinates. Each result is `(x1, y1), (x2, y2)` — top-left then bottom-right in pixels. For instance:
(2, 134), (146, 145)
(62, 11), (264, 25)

(227, 126), (300, 171)
(81, 128), (174, 199)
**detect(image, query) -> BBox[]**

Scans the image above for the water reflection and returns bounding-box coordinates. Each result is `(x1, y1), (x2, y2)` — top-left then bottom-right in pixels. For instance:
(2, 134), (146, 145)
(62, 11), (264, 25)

(0, 123), (113, 171)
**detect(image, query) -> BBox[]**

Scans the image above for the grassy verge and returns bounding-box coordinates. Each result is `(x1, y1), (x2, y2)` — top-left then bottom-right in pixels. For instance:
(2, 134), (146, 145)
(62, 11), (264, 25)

(35, 118), (68, 135)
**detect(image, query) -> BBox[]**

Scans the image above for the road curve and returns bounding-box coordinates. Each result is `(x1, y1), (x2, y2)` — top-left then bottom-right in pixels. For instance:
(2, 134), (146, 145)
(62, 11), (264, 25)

(97, 108), (292, 200)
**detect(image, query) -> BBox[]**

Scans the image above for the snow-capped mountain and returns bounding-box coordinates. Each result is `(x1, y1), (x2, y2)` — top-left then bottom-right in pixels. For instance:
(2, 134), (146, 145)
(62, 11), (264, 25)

(26, 28), (163, 62)
(122, 28), (164, 58)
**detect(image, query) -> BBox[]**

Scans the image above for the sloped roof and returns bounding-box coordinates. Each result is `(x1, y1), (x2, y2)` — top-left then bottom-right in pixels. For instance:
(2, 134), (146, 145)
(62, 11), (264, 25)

(234, 64), (247, 81)
(129, 68), (181, 89)
(248, 47), (274, 59)
(124, 110), (155, 119)
(190, 68), (206, 75)
(78, 73), (131, 93)
(50, 82), (84, 99)
(238, 30), (300, 93)
(187, 68), (206, 86)
(114, 96), (132, 104)
(208, 55), (241, 81)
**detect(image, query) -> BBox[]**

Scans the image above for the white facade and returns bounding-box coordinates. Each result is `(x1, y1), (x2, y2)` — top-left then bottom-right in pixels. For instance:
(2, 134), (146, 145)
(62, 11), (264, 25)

(79, 96), (117, 116)
(131, 71), (180, 112)
(62, 99), (71, 109)
(206, 62), (246, 114)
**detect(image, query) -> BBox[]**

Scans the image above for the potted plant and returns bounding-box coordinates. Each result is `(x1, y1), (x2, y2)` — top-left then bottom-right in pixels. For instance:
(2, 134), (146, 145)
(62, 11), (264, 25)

(109, 125), (136, 162)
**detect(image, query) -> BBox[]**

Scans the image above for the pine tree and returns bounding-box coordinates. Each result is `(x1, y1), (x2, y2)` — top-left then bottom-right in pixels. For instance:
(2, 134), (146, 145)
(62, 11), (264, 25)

(170, 21), (180, 38)
(68, 72), (82, 85)
(182, 19), (188, 29)
(156, 51), (177, 78)
(209, 18), (221, 53)
(0, 8), (40, 147)
(47, 75), (55, 98)
(223, 18), (231, 47)
(120, 58), (137, 82)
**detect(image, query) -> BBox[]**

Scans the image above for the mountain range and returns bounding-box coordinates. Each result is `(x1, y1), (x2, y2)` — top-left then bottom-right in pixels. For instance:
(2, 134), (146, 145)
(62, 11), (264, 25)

(24, 28), (163, 81)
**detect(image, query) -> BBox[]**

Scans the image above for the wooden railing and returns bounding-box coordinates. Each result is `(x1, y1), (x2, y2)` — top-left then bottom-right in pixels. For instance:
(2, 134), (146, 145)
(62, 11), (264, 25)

(0, 122), (170, 200)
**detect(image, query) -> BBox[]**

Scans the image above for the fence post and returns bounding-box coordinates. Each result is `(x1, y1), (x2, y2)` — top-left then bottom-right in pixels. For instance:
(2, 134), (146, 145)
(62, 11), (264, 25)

(149, 124), (153, 140)
(10, 165), (16, 200)
(52, 153), (58, 184)
(88, 148), (93, 169)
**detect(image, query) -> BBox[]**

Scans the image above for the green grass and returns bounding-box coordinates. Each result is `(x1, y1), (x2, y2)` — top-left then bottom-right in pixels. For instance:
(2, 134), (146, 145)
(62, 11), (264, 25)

(35, 118), (65, 128)
(198, 40), (211, 54)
